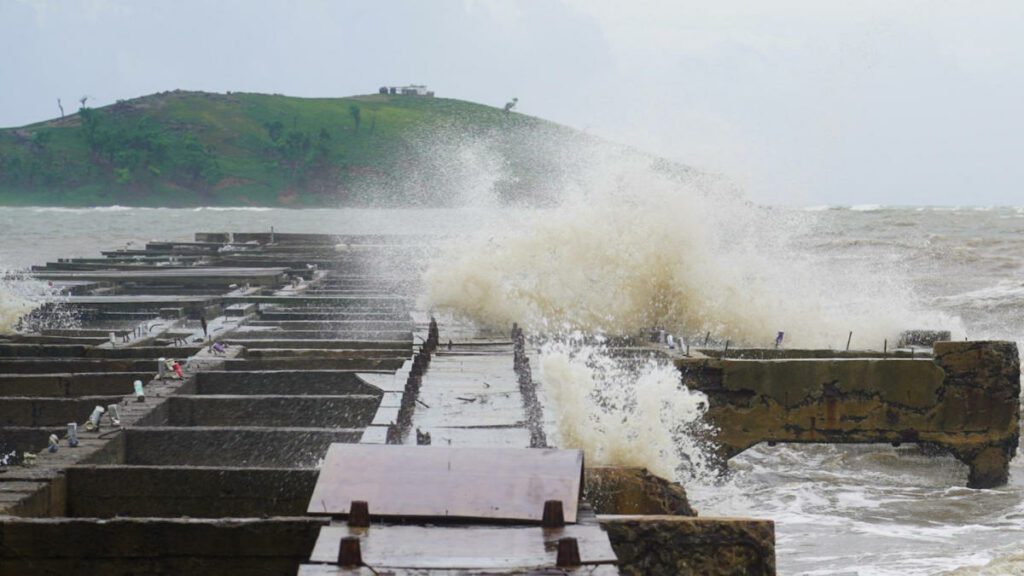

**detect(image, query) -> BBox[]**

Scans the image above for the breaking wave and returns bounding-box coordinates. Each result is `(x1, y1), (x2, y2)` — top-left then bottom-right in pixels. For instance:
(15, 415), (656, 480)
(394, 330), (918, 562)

(423, 145), (961, 348)
(538, 336), (713, 481)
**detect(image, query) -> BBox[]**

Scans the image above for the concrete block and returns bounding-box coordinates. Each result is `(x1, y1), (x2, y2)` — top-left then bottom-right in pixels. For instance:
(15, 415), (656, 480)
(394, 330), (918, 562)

(599, 515), (775, 576)
(584, 467), (696, 516)
(124, 427), (364, 467)
(678, 341), (1021, 488)
(163, 395), (381, 428)
(0, 517), (326, 576)
(66, 466), (318, 518)
(194, 371), (382, 395)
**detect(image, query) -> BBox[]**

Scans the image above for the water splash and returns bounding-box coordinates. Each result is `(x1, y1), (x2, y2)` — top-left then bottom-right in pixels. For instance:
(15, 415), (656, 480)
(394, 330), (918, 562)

(423, 144), (962, 347)
(538, 335), (713, 481)
(0, 270), (47, 334)
(0, 260), (75, 334)
(0, 450), (17, 466)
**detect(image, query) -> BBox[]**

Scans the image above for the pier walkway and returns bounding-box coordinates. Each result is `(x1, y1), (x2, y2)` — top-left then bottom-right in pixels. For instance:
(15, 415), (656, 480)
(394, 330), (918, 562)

(0, 231), (776, 575)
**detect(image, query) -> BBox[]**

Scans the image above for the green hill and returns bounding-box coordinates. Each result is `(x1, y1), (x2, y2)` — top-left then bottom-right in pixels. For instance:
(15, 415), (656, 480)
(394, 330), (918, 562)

(0, 91), (584, 207)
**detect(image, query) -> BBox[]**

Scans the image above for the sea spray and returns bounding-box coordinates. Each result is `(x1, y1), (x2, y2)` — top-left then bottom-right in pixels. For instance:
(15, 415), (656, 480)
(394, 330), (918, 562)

(538, 335), (714, 481)
(423, 145), (962, 347)
(0, 270), (48, 334)
(0, 450), (17, 466)
(0, 262), (75, 334)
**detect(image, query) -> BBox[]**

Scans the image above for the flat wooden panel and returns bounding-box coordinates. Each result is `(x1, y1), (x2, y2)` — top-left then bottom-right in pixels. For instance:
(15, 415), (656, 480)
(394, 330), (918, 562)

(309, 524), (617, 569)
(299, 564), (620, 575)
(307, 444), (583, 522)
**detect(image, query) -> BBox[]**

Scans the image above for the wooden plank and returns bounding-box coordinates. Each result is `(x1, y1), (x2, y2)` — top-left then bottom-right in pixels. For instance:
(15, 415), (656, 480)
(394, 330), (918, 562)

(309, 524), (617, 568)
(307, 445), (583, 522)
(298, 563), (620, 575)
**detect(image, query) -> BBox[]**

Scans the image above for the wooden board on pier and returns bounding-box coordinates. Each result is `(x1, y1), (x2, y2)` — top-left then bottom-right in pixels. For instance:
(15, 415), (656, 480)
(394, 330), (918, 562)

(307, 444), (584, 522)
(308, 523), (617, 569)
(298, 566), (620, 575)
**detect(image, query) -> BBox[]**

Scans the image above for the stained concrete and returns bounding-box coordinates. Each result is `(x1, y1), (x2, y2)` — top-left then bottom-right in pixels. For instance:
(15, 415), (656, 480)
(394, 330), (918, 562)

(0, 517), (326, 576)
(0, 396), (126, 426)
(161, 394), (381, 428)
(600, 516), (775, 576)
(194, 370), (384, 395)
(123, 427), (364, 467)
(677, 340), (1020, 488)
(584, 467), (696, 517)
(66, 466), (318, 518)
(0, 359), (160, 373)
(0, 372), (155, 397)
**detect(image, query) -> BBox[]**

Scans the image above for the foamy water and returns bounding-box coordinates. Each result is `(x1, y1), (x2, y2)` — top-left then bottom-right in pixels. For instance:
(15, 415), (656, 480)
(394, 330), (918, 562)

(1, 203), (1022, 575)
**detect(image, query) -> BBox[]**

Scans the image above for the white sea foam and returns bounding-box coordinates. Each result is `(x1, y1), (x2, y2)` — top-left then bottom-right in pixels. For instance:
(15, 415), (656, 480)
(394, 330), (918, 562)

(28, 205), (135, 213)
(942, 545), (1024, 575)
(850, 203), (884, 212)
(192, 206), (273, 212)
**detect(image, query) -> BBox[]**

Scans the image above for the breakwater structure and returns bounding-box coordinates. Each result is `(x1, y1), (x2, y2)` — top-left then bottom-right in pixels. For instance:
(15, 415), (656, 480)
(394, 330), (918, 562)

(0, 231), (773, 576)
(676, 340), (1020, 489)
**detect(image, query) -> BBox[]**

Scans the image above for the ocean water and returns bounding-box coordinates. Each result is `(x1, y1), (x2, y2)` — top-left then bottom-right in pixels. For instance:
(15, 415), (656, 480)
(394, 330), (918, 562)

(1, 204), (1022, 574)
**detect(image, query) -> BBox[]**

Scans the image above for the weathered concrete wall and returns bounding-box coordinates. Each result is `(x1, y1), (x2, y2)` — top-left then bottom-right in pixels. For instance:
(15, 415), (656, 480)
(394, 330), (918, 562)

(223, 358), (406, 371)
(0, 344), (90, 357)
(677, 341), (1020, 488)
(584, 467), (696, 516)
(0, 396), (124, 426)
(600, 515), (775, 576)
(66, 466), (318, 518)
(195, 370), (382, 395)
(0, 426), (65, 458)
(163, 395), (380, 427)
(226, 340), (409, 353)
(0, 475), (66, 517)
(0, 359), (161, 374)
(123, 428), (363, 467)
(0, 517), (326, 576)
(229, 331), (411, 342)
(0, 372), (154, 397)
(932, 341), (1021, 487)
(698, 348), (917, 360)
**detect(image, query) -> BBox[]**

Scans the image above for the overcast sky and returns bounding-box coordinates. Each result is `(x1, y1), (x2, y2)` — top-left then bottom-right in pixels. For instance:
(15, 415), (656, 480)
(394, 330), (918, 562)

(2, 0), (1022, 205)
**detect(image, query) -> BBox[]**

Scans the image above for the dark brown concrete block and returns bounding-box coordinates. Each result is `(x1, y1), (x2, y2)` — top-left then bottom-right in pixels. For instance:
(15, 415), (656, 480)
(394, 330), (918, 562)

(600, 515), (775, 576)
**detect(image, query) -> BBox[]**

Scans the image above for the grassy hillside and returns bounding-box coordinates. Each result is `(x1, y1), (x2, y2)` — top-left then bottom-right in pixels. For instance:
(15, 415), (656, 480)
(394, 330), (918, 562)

(0, 91), (581, 207)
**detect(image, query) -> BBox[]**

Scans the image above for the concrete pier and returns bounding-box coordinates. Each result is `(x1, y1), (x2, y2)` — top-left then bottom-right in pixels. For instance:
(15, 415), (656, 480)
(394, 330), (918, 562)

(1, 231), (773, 575)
